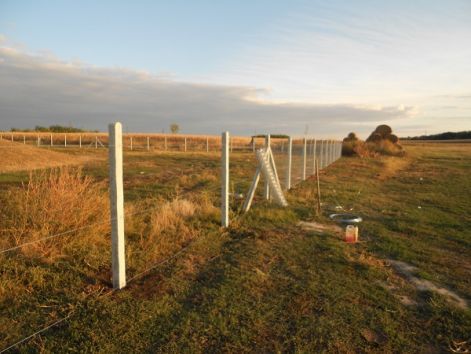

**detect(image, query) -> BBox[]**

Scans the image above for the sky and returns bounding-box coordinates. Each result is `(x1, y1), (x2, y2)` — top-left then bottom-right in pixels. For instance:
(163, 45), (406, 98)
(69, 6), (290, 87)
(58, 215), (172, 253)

(1, 0), (470, 137)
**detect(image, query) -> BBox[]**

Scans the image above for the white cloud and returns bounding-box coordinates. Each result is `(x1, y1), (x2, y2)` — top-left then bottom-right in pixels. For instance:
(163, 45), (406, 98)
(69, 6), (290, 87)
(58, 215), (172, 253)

(0, 46), (419, 137)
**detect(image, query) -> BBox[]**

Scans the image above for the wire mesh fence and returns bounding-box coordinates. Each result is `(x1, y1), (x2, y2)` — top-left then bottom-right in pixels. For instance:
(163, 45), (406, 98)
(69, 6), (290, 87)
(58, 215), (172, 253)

(0, 127), (343, 351)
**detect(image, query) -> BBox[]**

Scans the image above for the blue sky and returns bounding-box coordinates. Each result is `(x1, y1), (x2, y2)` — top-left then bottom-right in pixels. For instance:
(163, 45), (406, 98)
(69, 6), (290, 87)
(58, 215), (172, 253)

(0, 0), (470, 136)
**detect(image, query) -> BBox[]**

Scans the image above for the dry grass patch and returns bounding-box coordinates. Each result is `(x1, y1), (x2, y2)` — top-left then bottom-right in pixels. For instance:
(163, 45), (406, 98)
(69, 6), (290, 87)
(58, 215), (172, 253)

(0, 140), (97, 173)
(0, 167), (109, 260)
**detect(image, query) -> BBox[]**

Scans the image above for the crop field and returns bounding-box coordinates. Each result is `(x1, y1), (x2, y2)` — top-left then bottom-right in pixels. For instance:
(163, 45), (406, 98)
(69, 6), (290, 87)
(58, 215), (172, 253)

(0, 141), (470, 352)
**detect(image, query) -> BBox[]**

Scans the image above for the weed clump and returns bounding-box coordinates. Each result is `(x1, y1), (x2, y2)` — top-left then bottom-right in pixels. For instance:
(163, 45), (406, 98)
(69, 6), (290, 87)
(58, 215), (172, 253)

(0, 167), (109, 260)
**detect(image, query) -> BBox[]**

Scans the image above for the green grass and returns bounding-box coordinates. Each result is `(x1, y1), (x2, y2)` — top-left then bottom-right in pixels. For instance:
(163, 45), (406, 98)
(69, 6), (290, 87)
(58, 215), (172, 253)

(0, 143), (470, 352)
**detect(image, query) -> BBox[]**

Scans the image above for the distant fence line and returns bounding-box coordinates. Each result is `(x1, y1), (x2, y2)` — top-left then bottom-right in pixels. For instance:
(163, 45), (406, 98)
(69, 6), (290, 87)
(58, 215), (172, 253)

(0, 131), (343, 153)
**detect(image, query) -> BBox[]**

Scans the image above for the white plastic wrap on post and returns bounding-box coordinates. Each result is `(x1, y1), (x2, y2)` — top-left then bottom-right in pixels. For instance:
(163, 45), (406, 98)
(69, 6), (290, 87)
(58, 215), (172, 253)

(108, 122), (126, 290)
(264, 134), (271, 200)
(302, 137), (307, 180)
(221, 132), (230, 227)
(256, 149), (288, 207)
(285, 136), (292, 190)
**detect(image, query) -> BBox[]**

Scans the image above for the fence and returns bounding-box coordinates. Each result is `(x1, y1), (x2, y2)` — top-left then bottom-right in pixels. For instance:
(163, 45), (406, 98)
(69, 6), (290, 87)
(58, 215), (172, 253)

(0, 124), (342, 351)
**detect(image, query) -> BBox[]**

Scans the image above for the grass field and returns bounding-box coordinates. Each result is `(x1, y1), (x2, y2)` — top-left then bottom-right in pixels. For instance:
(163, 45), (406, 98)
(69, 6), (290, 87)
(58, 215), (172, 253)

(0, 142), (470, 352)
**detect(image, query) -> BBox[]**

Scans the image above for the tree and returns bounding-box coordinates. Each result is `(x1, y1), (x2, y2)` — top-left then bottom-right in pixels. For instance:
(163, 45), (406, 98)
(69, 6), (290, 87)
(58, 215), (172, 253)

(170, 123), (180, 134)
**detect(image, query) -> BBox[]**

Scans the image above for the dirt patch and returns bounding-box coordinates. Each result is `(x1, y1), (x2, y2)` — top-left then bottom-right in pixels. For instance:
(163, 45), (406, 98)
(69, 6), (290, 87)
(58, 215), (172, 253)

(298, 221), (343, 236)
(0, 140), (98, 173)
(387, 259), (468, 309)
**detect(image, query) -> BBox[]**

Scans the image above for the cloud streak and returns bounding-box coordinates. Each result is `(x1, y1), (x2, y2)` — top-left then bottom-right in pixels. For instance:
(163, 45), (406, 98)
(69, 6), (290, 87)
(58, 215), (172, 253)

(0, 46), (415, 137)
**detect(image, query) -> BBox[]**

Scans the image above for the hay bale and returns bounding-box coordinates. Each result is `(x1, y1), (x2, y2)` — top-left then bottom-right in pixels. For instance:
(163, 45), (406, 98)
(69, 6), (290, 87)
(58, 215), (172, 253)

(367, 133), (382, 143)
(386, 134), (399, 144)
(343, 132), (359, 142)
(373, 125), (392, 138)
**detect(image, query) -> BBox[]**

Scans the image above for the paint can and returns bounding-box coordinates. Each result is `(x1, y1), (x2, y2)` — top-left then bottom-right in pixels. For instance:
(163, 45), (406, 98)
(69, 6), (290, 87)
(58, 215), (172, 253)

(345, 225), (359, 243)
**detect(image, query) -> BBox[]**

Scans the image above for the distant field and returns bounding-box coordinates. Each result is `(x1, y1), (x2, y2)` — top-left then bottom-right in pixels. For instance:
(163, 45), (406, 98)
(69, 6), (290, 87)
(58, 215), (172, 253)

(0, 141), (469, 352)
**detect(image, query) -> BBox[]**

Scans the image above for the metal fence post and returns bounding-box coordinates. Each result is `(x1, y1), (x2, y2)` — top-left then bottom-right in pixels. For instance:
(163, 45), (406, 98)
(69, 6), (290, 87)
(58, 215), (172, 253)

(286, 136), (292, 190)
(108, 122), (126, 290)
(221, 131), (230, 227)
(264, 134), (271, 200)
(302, 137), (307, 180)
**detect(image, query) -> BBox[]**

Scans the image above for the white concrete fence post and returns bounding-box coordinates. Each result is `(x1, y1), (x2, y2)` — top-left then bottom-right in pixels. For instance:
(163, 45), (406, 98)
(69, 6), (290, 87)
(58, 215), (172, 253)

(221, 131), (230, 228)
(264, 134), (271, 200)
(108, 122), (126, 290)
(64, 134), (67, 147)
(147, 136), (150, 151)
(37, 135), (40, 147)
(302, 137), (307, 180)
(164, 136), (167, 151)
(130, 136), (133, 151)
(206, 137), (209, 152)
(79, 134), (82, 148)
(184, 137), (187, 152)
(50, 134), (53, 147)
(319, 140), (324, 169)
(312, 139), (317, 174)
(286, 136), (292, 190)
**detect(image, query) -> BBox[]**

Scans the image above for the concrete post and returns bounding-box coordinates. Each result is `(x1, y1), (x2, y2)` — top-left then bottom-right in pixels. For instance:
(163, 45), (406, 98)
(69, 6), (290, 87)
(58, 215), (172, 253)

(95, 136), (98, 149)
(147, 136), (150, 151)
(50, 134), (53, 147)
(64, 134), (67, 147)
(319, 140), (324, 169)
(286, 136), (292, 190)
(108, 122), (126, 290)
(184, 137), (187, 152)
(79, 135), (82, 148)
(37, 135), (40, 147)
(206, 137), (209, 152)
(264, 134), (271, 200)
(221, 131), (230, 227)
(164, 136), (167, 151)
(130, 137), (133, 151)
(302, 137), (307, 180)
(312, 139), (317, 174)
